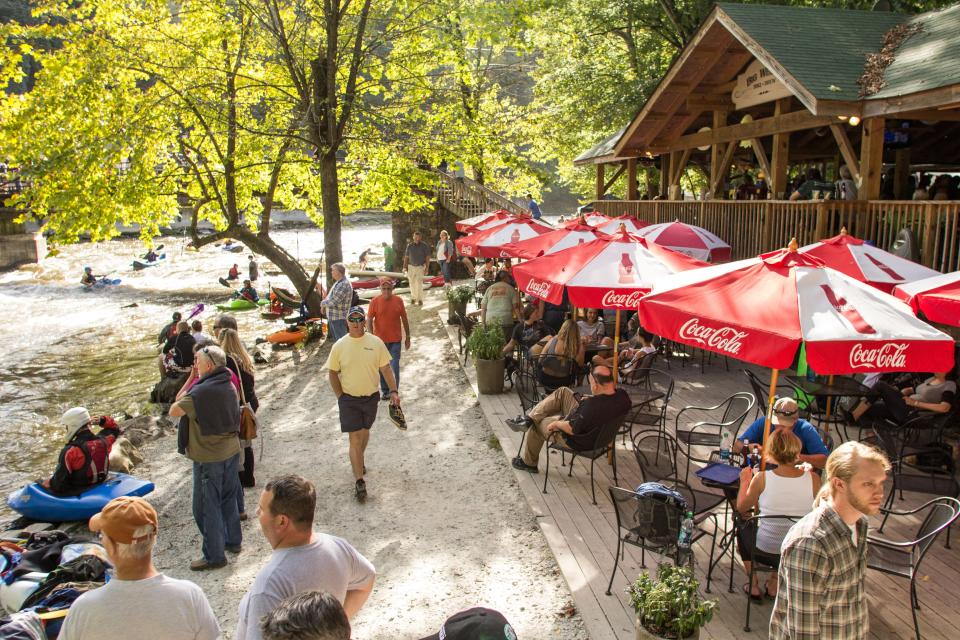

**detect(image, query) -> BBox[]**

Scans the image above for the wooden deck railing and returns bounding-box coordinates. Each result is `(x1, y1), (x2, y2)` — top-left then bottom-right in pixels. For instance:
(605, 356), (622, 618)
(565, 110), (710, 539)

(589, 199), (960, 272)
(436, 171), (529, 219)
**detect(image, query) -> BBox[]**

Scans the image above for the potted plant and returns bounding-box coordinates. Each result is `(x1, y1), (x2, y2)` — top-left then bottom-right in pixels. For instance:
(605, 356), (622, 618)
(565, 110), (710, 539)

(627, 564), (717, 640)
(464, 323), (506, 394)
(446, 284), (473, 324)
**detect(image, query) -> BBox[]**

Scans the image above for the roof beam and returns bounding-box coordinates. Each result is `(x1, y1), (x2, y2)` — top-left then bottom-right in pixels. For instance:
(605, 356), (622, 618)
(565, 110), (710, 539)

(892, 109), (960, 123)
(711, 142), (738, 197)
(687, 95), (735, 110)
(750, 139), (772, 179)
(829, 124), (861, 183)
(648, 110), (838, 153)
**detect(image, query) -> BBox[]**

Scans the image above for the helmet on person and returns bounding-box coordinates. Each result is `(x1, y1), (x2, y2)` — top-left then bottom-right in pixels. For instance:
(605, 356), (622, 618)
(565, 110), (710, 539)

(61, 407), (91, 440)
(83, 266), (92, 273)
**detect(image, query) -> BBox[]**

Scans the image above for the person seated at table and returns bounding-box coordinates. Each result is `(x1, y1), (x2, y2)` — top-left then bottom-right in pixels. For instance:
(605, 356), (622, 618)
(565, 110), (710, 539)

(506, 365), (631, 472)
(481, 270), (521, 337)
(502, 304), (554, 359)
(734, 397), (829, 469)
(849, 368), (956, 425)
(577, 308), (614, 354)
(592, 329), (656, 369)
(532, 319), (585, 388)
(735, 429), (820, 600)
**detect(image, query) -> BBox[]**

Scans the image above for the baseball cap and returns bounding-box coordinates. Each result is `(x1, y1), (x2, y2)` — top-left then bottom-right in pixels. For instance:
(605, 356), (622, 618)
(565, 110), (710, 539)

(89, 496), (158, 544)
(419, 608), (517, 640)
(347, 306), (366, 320)
(772, 397), (800, 426)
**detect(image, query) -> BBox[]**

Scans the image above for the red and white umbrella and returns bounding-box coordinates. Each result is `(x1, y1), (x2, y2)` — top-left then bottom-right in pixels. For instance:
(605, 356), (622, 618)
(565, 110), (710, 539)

(637, 246), (955, 374)
(512, 228), (708, 311)
(580, 212), (612, 227)
(454, 210), (517, 233)
(799, 230), (940, 293)
(499, 219), (609, 259)
(893, 271), (960, 327)
(638, 220), (731, 263)
(596, 214), (649, 235)
(455, 218), (552, 258)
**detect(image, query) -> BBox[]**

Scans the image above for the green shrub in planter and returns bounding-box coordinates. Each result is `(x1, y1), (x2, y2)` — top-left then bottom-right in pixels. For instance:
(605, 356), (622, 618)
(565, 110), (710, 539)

(464, 323), (505, 361)
(628, 564), (717, 640)
(446, 285), (474, 304)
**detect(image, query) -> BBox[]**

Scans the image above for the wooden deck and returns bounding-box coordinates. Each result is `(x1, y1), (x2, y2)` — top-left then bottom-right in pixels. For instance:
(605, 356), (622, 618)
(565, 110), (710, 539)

(444, 318), (960, 640)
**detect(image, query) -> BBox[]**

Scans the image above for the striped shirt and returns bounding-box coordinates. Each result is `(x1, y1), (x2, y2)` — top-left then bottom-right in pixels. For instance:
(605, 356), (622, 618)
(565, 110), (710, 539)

(322, 278), (354, 321)
(769, 503), (869, 640)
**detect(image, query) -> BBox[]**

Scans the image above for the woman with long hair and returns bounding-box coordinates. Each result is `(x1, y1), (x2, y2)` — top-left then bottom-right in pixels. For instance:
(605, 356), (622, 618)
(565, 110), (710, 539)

(534, 319), (585, 388)
(218, 328), (258, 520)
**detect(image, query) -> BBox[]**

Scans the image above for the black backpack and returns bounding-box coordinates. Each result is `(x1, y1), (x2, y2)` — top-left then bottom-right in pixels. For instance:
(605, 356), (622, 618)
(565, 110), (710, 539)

(631, 483), (689, 547)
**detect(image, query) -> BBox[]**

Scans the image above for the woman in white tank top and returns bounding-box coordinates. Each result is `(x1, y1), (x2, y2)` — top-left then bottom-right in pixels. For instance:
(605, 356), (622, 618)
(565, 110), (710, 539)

(736, 428), (821, 599)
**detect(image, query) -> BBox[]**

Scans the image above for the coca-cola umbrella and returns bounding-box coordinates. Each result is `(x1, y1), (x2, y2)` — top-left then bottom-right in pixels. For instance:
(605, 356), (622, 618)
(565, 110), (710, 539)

(596, 214), (649, 235)
(637, 241), (955, 468)
(455, 218), (552, 259)
(798, 229), (940, 293)
(499, 219), (610, 260)
(893, 270), (960, 327)
(581, 212), (612, 227)
(513, 227), (710, 377)
(638, 220), (732, 262)
(454, 209), (517, 233)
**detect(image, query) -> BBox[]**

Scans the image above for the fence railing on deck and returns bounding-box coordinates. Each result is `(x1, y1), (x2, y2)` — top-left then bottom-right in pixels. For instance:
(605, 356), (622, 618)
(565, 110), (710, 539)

(436, 171), (529, 219)
(589, 199), (960, 272)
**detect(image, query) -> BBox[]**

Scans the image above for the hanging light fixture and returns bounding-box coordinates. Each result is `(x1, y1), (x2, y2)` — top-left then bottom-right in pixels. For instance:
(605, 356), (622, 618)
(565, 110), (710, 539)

(848, 116), (861, 126)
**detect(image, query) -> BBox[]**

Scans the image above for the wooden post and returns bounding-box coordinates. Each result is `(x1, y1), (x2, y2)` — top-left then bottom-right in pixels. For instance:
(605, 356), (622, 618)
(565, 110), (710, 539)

(771, 98), (791, 198)
(669, 151), (682, 200)
(659, 155), (669, 199)
(894, 148), (911, 199)
(922, 204), (937, 268)
(595, 164), (606, 200)
(859, 117), (886, 200)
(815, 202), (829, 239)
(627, 158), (639, 200)
(710, 110), (728, 200)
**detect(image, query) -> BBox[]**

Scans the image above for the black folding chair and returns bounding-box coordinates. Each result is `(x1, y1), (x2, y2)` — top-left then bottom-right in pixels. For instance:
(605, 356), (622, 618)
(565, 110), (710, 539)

(513, 369), (544, 459)
(454, 311), (476, 363)
(867, 497), (960, 640)
(543, 416), (624, 504)
(675, 392), (754, 483)
(739, 514), (800, 632)
(743, 369), (794, 420)
(621, 369), (674, 445)
(534, 354), (580, 394)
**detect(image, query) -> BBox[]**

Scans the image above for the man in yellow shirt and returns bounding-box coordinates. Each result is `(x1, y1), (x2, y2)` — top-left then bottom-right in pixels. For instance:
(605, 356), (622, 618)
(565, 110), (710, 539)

(326, 306), (403, 502)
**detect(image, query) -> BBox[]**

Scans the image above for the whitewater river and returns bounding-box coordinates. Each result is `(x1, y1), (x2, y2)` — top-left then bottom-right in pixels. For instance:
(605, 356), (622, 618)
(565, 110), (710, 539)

(0, 225), (391, 520)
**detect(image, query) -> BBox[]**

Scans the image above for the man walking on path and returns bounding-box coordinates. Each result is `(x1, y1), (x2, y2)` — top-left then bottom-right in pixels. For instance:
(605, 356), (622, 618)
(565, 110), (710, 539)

(169, 345), (243, 571)
(403, 231), (431, 305)
(527, 193), (542, 220)
(235, 476), (375, 640)
(321, 263), (354, 341)
(769, 441), (891, 640)
(60, 497), (221, 640)
(248, 255), (259, 282)
(326, 306), (403, 501)
(367, 279), (411, 400)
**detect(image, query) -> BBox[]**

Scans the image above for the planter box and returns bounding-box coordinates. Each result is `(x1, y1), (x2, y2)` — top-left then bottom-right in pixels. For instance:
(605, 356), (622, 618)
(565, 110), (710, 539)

(475, 357), (505, 394)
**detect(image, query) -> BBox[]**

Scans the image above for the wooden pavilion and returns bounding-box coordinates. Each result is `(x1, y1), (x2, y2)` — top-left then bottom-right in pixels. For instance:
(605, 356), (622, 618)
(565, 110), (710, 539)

(575, 2), (960, 272)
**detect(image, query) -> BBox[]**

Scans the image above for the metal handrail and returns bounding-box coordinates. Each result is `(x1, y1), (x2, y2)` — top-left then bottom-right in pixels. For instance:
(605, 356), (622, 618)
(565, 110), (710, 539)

(435, 170), (529, 218)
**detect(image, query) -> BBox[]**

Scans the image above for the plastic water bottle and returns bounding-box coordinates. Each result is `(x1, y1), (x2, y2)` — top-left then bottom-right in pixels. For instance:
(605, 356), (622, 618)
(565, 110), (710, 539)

(678, 512), (695, 550)
(752, 444), (761, 470)
(719, 430), (731, 462)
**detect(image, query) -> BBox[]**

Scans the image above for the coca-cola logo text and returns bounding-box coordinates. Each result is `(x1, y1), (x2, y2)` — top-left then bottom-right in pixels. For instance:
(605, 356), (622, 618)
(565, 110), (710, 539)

(678, 318), (748, 355)
(525, 279), (552, 299)
(849, 343), (908, 370)
(600, 290), (644, 308)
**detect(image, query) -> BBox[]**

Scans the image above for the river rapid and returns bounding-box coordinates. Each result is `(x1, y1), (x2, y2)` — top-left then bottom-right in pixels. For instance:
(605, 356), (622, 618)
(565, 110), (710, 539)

(0, 224), (391, 520)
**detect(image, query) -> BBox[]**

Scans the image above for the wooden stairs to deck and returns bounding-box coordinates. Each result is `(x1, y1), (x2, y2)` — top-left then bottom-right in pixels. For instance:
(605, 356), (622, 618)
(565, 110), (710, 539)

(433, 170), (530, 221)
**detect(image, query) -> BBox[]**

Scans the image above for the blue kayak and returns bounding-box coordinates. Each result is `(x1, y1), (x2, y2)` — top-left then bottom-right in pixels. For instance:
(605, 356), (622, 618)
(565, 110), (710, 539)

(6, 473), (155, 522)
(132, 254), (166, 270)
(81, 278), (121, 290)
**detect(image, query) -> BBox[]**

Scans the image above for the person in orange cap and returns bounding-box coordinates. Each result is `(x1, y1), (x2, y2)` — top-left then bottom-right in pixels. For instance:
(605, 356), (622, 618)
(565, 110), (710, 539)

(58, 497), (220, 640)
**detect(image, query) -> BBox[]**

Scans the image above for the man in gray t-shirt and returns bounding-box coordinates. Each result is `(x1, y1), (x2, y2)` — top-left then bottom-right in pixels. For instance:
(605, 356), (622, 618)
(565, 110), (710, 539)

(236, 476), (376, 640)
(403, 230), (432, 305)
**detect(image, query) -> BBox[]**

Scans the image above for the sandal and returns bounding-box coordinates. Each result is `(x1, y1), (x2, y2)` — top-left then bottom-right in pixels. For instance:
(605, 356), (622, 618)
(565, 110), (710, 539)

(765, 586), (778, 599)
(742, 583), (763, 602)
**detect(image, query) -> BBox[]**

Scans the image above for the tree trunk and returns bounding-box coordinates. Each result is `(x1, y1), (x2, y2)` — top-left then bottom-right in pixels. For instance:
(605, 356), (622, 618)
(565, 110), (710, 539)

(319, 151), (343, 290)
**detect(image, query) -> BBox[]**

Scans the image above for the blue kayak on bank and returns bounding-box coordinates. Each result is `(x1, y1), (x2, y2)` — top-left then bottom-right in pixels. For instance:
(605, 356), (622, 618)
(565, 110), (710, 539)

(6, 473), (155, 522)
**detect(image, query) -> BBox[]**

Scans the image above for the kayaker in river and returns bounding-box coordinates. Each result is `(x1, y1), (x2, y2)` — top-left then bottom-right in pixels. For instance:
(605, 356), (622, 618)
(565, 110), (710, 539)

(143, 249), (158, 262)
(237, 280), (259, 303)
(227, 263), (240, 281)
(42, 408), (122, 496)
(80, 266), (101, 287)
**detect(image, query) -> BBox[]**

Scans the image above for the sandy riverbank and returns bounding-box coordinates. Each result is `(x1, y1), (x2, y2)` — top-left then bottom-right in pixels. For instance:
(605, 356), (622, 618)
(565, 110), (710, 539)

(132, 290), (587, 639)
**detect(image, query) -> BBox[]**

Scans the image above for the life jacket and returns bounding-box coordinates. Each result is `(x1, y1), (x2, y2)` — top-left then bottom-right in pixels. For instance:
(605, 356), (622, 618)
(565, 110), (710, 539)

(57, 431), (112, 490)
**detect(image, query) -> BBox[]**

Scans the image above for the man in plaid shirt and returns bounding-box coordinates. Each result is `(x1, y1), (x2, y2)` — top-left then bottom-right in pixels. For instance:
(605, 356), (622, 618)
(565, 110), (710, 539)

(321, 263), (354, 341)
(770, 441), (890, 640)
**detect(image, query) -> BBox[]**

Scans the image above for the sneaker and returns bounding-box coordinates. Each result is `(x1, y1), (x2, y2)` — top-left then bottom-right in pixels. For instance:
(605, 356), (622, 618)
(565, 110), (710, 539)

(506, 415), (533, 432)
(355, 479), (367, 502)
(389, 404), (408, 430)
(190, 558), (228, 571)
(511, 456), (538, 473)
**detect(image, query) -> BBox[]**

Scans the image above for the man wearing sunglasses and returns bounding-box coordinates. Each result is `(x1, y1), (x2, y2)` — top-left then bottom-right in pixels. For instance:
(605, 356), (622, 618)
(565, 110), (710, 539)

(735, 397), (829, 469)
(326, 307), (403, 502)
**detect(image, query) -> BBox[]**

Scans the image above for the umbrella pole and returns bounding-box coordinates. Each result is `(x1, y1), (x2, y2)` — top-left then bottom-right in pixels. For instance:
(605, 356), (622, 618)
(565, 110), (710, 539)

(825, 374), (835, 421)
(612, 310), (621, 383)
(760, 368), (780, 472)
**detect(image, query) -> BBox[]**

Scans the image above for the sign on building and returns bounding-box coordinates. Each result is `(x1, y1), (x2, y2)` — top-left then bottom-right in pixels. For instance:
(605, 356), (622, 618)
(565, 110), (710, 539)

(732, 59), (792, 110)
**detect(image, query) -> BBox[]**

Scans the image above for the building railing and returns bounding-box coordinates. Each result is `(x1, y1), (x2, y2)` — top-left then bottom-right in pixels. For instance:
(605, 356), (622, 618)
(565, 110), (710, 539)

(436, 171), (529, 219)
(588, 199), (960, 272)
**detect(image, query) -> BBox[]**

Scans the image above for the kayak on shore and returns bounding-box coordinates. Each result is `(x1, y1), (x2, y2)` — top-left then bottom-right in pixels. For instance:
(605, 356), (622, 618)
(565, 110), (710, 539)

(267, 319), (324, 345)
(6, 473), (155, 522)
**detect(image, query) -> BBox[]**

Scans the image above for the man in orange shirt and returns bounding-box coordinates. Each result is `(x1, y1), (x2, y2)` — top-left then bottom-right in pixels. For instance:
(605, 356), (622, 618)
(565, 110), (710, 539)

(367, 279), (411, 401)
